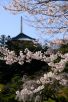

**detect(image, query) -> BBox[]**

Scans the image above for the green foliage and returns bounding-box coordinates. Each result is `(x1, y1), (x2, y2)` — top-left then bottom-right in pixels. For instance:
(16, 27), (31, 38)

(57, 87), (68, 102)
(44, 98), (55, 102)
(41, 80), (60, 102)
(6, 40), (43, 53)
(10, 75), (22, 90)
(63, 62), (68, 73)
(0, 43), (68, 102)
(42, 83), (68, 102)
(59, 43), (68, 54)
(0, 60), (23, 84)
(47, 99), (55, 102)
(0, 75), (22, 102)
(0, 84), (5, 92)
(53, 56), (61, 63)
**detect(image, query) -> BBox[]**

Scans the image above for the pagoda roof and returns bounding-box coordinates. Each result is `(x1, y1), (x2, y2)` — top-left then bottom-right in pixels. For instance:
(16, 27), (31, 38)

(12, 33), (35, 41)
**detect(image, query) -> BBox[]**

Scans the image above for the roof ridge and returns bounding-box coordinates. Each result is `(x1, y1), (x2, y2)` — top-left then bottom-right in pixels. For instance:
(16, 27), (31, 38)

(12, 33), (35, 40)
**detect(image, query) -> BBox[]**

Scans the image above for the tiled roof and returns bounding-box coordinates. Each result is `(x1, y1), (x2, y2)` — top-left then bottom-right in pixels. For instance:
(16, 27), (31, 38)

(12, 33), (35, 40)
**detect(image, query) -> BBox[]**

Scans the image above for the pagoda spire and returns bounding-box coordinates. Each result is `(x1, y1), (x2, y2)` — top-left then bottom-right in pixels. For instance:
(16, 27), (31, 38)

(21, 16), (23, 33)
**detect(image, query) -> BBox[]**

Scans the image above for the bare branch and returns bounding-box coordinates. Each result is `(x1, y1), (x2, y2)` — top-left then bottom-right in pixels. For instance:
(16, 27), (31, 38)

(1, 0), (68, 40)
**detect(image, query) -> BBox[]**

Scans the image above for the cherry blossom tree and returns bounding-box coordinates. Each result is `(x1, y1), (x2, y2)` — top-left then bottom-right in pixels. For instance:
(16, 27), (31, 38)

(1, 0), (68, 41)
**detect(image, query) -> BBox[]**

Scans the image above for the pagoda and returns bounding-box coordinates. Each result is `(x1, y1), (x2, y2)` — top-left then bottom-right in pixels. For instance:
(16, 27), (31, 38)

(7, 16), (41, 51)
(12, 16), (35, 41)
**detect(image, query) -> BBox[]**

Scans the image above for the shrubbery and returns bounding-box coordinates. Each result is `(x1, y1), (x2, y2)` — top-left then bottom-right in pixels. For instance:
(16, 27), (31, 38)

(63, 62), (68, 73)
(59, 43), (68, 54)
(0, 45), (68, 102)
(6, 40), (43, 54)
(0, 75), (21, 102)
(0, 59), (49, 102)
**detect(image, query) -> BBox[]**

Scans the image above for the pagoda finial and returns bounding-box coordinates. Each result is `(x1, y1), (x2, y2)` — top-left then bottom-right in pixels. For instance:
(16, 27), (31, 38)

(21, 16), (23, 33)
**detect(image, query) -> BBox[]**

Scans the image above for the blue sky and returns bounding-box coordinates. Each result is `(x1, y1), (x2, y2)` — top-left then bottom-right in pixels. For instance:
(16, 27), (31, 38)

(0, 4), (45, 44)
(0, 5), (62, 44)
(0, 1), (67, 44)
(0, 5), (49, 44)
(0, 6), (37, 37)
